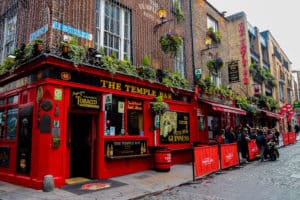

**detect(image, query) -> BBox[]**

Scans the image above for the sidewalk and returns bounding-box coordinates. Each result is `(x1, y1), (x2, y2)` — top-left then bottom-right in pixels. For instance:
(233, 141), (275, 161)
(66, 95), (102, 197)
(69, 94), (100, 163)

(0, 164), (193, 200)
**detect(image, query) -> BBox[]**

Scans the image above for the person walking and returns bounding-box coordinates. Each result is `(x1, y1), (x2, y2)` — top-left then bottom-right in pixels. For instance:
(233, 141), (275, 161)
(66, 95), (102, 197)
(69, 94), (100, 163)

(256, 129), (267, 162)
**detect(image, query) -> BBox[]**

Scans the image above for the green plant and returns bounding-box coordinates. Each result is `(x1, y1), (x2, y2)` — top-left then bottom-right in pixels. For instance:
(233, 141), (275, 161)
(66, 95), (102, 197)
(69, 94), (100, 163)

(173, 0), (184, 23)
(24, 38), (44, 59)
(162, 70), (189, 89)
(142, 54), (150, 66)
(150, 96), (168, 115)
(0, 56), (16, 74)
(137, 65), (156, 82)
(206, 27), (221, 43)
(236, 96), (257, 114)
(61, 36), (85, 66)
(160, 31), (183, 57)
(206, 57), (224, 75)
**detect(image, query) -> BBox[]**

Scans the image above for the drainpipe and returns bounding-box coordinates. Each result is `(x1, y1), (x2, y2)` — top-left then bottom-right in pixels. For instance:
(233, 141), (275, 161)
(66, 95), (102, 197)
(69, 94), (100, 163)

(189, 0), (196, 86)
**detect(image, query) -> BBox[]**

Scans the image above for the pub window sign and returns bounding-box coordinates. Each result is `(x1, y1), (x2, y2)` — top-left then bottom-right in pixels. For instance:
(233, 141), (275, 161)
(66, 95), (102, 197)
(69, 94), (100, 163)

(71, 89), (100, 109)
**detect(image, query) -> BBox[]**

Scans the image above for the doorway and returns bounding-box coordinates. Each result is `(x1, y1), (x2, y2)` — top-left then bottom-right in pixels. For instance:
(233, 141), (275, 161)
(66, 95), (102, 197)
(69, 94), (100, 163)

(69, 113), (97, 178)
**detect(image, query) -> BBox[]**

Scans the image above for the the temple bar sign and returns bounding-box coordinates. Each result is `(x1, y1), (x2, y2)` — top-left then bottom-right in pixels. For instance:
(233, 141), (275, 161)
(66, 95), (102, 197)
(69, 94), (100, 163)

(71, 90), (100, 109)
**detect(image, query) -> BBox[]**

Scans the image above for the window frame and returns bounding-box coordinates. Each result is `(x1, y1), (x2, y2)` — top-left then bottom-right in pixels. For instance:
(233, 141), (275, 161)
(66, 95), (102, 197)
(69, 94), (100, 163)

(0, 14), (17, 63)
(0, 95), (19, 140)
(95, 0), (132, 60)
(207, 15), (218, 32)
(104, 95), (144, 137)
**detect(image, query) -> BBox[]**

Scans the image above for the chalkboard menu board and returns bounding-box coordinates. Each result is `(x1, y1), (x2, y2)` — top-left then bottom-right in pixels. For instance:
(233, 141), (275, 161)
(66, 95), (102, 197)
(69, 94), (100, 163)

(228, 60), (240, 83)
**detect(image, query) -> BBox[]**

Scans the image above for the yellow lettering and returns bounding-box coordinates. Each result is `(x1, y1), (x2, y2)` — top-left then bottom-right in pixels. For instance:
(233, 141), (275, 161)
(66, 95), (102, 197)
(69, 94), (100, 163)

(100, 80), (108, 88)
(116, 82), (121, 90)
(124, 84), (130, 92)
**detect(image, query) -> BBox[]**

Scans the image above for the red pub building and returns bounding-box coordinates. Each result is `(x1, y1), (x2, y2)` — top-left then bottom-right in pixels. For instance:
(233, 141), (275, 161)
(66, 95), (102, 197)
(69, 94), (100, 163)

(0, 0), (199, 189)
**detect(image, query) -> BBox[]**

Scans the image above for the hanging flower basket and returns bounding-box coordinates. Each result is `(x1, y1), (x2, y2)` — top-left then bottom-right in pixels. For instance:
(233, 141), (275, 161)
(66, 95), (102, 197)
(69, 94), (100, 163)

(206, 57), (224, 75)
(160, 31), (183, 57)
(150, 96), (168, 115)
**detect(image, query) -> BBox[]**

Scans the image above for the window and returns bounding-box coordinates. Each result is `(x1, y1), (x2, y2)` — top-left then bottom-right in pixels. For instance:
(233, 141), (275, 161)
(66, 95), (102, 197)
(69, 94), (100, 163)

(105, 96), (144, 136)
(207, 15), (218, 31)
(0, 95), (19, 140)
(174, 40), (185, 77)
(95, 0), (131, 60)
(0, 15), (17, 63)
(279, 83), (284, 101)
(211, 73), (221, 86)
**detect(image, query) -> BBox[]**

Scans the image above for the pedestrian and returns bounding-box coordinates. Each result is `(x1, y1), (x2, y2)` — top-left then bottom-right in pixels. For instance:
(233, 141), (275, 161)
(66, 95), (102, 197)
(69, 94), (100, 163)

(239, 128), (250, 163)
(295, 124), (299, 135)
(225, 126), (236, 143)
(256, 128), (267, 162)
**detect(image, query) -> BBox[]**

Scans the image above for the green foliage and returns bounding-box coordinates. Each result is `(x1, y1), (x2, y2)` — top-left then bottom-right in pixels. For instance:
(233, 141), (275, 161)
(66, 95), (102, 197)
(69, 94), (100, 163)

(160, 32), (183, 57)
(101, 55), (137, 76)
(150, 96), (168, 115)
(206, 57), (224, 75)
(250, 62), (276, 88)
(257, 94), (278, 111)
(0, 57), (16, 74)
(162, 70), (189, 89)
(207, 27), (222, 43)
(137, 65), (156, 82)
(236, 96), (257, 114)
(142, 54), (150, 66)
(173, 0), (185, 23)
(61, 36), (85, 66)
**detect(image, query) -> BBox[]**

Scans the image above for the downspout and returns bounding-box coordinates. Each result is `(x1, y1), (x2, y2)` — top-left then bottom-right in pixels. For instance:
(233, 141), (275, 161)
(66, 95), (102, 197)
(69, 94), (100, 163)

(189, 0), (196, 86)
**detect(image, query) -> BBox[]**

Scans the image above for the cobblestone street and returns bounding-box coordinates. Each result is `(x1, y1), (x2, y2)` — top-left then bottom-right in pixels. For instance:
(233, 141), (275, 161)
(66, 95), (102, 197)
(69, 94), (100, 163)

(139, 142), (300, 200)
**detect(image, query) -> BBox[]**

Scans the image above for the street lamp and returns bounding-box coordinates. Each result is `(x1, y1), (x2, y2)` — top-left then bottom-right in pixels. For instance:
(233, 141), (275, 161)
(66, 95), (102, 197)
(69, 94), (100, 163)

(153, 8), (174, 32)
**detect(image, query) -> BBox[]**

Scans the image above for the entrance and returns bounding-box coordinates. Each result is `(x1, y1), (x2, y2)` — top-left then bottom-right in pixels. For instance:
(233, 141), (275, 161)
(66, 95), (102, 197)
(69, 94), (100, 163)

(68, 113), (97, 178)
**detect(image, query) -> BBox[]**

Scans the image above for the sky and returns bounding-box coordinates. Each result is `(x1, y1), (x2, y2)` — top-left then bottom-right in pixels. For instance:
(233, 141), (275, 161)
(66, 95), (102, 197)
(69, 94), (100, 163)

(207, 0), (300, 71)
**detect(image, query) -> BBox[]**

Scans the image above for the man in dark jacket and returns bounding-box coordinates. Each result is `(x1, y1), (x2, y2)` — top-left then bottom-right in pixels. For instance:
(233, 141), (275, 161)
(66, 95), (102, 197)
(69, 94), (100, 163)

(256, 129), (267, 162)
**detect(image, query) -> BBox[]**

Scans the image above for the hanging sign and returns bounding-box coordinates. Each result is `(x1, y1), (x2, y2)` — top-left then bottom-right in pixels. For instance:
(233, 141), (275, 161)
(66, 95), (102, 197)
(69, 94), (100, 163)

(228, 60), (240, 83)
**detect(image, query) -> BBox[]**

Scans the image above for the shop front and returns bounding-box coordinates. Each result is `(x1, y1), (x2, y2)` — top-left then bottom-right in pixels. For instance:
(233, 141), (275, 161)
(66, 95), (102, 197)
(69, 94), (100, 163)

(195, 95), (246, 143)
(0, 55), (195, 189)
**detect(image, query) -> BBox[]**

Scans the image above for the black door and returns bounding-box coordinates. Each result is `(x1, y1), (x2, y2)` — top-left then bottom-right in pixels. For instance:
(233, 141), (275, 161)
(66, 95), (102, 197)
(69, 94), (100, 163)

(70, 114), (92, 178)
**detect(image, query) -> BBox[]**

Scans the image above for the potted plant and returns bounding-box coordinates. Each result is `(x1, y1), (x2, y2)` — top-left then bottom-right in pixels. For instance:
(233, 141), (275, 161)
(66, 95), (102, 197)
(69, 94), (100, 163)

(206, 57), (224, 75)
(0, 56), (16, 74)
(206, 27), (221, 44)
(150, 96), (168, 115)
(60, 36), (85, 66)
(160, 31), (183, 57)
(32, 38), (44, 54)
(137, 55), (156, 82)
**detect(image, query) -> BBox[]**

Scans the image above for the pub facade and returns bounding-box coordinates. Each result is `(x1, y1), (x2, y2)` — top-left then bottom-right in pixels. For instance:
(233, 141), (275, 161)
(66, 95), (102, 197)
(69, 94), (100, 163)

(0, 54), (196, 188)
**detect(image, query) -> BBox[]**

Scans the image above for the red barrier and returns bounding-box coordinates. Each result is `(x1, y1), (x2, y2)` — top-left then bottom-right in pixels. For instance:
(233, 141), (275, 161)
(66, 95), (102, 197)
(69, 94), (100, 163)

(282, 133), (289, 146)
(194, 145), (220, 177)
(288, 132), (296, 144)
(248, 140), (259, 160)
(220, 143), (239, 169)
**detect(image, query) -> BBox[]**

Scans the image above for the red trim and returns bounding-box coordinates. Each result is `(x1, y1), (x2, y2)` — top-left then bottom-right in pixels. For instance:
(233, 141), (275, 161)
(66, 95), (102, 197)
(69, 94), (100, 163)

(259, 109), (283, 120)
(200, 100), (246, 115)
